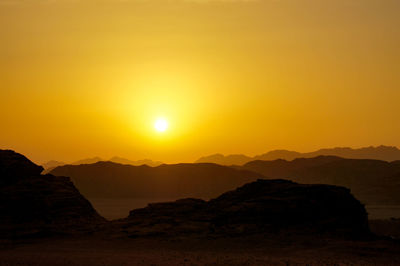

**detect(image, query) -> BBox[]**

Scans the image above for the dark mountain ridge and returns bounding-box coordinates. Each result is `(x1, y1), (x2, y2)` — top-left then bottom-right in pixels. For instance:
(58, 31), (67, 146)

(241, 156), (400, 205)
(50, 155), (400, 205)
(50, 161), (264, 199)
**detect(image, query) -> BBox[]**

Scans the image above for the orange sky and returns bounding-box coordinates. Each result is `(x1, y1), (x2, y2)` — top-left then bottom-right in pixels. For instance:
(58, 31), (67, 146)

(1, 0), (399, 164)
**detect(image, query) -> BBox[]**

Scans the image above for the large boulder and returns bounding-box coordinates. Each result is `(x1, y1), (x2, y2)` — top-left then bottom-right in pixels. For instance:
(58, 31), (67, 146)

(207, 179), (369, 236)
(121, 179), (370, 238)
(0, 150), (105, 238)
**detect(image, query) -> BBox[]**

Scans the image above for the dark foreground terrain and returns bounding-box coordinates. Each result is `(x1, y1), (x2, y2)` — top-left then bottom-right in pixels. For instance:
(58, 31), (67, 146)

(1, 219), (400, 265)
(1, 234), (400, 265)
(2, 149), (400, 265)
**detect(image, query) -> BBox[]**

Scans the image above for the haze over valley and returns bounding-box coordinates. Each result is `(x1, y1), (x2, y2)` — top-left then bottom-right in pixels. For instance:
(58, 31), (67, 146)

(45, 147), (400, 220)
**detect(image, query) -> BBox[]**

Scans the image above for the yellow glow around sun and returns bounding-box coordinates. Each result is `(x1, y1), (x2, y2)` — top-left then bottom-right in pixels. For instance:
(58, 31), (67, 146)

(154, 118), (168, 132)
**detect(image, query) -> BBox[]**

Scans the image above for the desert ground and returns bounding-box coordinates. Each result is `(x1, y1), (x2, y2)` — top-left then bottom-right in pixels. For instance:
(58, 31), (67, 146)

(1, 226), (400, 266)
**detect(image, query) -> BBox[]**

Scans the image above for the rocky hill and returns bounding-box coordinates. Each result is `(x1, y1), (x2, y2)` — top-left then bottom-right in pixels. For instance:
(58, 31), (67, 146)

(0, 150), (104, 238)
(115, 179), (370, 239)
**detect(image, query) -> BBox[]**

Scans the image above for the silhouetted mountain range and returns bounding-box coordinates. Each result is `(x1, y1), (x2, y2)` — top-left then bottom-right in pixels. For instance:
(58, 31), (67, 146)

(239, 156), (400, 205)
(196, 145), (400, 165)
(41, 158), (103, 173)
(42, 157), (163, 173)
(50, 155), (400, 205)
(50, 162), (263, 199)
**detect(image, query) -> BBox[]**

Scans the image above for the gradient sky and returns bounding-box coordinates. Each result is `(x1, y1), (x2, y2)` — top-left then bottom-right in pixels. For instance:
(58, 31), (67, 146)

(1, 0), (399, 164)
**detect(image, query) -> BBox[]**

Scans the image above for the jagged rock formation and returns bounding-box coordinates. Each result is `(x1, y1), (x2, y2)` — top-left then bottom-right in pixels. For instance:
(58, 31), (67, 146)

(117, 179), (370, 239)
(0, 150), (104, 238)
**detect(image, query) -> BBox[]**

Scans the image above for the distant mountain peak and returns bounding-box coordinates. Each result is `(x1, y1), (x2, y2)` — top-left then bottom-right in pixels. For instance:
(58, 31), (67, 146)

(42, 156), (164, 171)
(72, 157), (103, 165)
(109, 156), (163, 167)
(196, 153), (252, 166)
(41, 160), (65, 170)
(196, 145), (400, 165)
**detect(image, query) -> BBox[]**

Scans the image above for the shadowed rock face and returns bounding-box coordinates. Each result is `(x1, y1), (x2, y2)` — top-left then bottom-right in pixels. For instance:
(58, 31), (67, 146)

(121, 179), (370, 238)
(0, 150), (105, 238)
(0, 150), (44, 185)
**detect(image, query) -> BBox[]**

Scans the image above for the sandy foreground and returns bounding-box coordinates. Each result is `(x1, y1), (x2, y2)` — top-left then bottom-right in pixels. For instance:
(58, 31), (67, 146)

(1, 233), (400, 266)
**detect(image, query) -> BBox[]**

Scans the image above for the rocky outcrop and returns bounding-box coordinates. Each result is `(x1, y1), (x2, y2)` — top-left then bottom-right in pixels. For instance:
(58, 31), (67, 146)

(0, 150), (44, 185)
(119, 179), (370, 239)
(0, 150), (105, 238)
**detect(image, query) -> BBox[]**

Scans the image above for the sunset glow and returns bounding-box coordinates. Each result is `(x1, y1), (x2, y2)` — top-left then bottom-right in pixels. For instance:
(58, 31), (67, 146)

(0, 0), (399, 164)
(1, 1), (400, 262)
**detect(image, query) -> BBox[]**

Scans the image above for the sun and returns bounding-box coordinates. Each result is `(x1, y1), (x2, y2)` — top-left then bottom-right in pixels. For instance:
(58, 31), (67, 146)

(154, 118), (168, 132)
